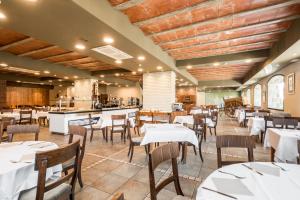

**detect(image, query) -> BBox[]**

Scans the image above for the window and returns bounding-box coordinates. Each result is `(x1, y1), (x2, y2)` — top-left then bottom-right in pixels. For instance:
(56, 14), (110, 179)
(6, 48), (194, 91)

(268, 75), (284, 110)
(246, 88), (251, 105)
(254, 84), (262, 107)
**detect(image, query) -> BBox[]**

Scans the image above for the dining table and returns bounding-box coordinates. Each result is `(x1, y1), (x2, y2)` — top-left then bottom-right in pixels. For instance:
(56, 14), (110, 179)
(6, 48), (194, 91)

(264, 128), (300, 163)
(0, 141), (62, 200)
(173, 115), (214, 127)
(196, 162), (300, 200)
(0, 112), (20, 120)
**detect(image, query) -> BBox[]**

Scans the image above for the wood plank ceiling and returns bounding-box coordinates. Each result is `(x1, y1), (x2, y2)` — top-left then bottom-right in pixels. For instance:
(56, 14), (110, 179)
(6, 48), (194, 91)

(108, 0), (300, 81)
(0, 28), (118, 76)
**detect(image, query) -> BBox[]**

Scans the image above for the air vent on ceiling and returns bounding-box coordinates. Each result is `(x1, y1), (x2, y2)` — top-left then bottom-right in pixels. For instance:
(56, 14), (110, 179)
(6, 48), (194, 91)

(91, 45), (133, 60)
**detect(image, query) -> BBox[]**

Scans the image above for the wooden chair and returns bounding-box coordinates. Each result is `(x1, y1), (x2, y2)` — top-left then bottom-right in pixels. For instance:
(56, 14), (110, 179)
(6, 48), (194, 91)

(111, 114), (127, 144)
(111, 193), (124, 200)
(7, 124), (39, 142)
(152, 112), (170, 124)
(62, 125), (87, 188)
(139, 111), (153, 124)
(208, 111), (218, 136)
(0, 117), (16, 143)
(243, 109), (254, 127)
(297, 140), (300, 164)
(19, 110), (33, 124)
(148, 143), (188, 200)
(19, 140), (80, 200)
(285, 117), (300, 129)
(88, 114), (106, 142)
(170, 111), (187, 123)
(0, 108), (13, 114)
(216, 135), (255, 168)
(128, 111), (139, 136)
(272, 117), (285, 128)
(192, 114), (205, 161)
(126, 120), (147, 162)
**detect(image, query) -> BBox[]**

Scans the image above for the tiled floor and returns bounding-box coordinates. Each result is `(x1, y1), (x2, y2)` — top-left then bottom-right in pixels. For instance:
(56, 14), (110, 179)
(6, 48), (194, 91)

(14, 115), (270, 199)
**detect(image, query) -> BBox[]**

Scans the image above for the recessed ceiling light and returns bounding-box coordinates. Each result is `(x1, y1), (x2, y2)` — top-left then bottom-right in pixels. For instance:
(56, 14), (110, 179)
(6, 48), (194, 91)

(115, 60), (122, 64)
(34, 72), (40, 75)
(0, 63), (8, 67)
(293, 53), (297, 57)
(0, 11), (6, 20)
(48, 80), (52, 83)
(59, 84), (62, 87)
(101, 80), (105, 83)
(75, 43), (86, 50)
(132, 71), (137, 75)
(137, 56), (145, 61)
(118, 85), (121, 88)
(64, 76), (69, 79)
(137, 68), (143, 72)
(40, 83), (44, 85)
(16, 80), (21, 83)
(43, 70), (50, 74)
(73, 75), (78, 79)
(103, 36), (114, 44)
(157, 66), (162, 70)
(100, 74), (105, 78)
(213, 62), (220, 66)
(115, 73), (120, 76)
(53, 74), (57, 77)
(180, 79), (183, 82)
(114, 82), (118, 85)
(126, 85), (129, 87)
(245, 59), (252, 63)
(186, 65), (192, 69)
(224, 31), (232, 34)
(58, 79), (62, 82)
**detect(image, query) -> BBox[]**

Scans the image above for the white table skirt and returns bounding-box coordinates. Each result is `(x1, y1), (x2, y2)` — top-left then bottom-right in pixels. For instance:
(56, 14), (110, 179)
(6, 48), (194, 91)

(264, 128), (300, 163)
(0, 113), (20, 120)
(197, 162), (300, 200)
(32, 111), (49, 120)
(247, 117), (267, 136)
(173, 115), (214, 127)
(0, 141), (62, 200)
(140, 123), (199, 147)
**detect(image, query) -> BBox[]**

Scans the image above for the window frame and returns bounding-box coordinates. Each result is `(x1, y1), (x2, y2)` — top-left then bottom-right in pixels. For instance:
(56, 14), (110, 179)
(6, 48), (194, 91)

(267, 74), (284, 111)
(253, 84), (262, 107)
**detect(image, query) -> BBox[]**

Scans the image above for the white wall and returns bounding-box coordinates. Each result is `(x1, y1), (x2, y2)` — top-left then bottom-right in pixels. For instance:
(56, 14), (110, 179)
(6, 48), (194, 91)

(143, 71), (176, 112)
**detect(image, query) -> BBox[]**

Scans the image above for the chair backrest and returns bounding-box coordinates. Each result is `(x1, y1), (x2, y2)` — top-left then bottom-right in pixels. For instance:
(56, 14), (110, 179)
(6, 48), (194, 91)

(68, 125), (87, 159)
(111, 114), (126, 127)
(0, 117), (16, 143)
(210, 111), (218, 122)
(137, 111), (153, 125)
(1, 108), (13, 114)
(285, 117), (299, 129)
(272, 117), (285, 128)
(7, 124), (39, 142)
(216, 135), (255, 168)
(193, 114), (206, 132)
(34, 140), (80, 200)
(148, 143), (182, 200)
(128, 112), (136, 118)
(20, 110), (33, 124)
(111, 193), (124, 200)
(152, 112), (170, 124)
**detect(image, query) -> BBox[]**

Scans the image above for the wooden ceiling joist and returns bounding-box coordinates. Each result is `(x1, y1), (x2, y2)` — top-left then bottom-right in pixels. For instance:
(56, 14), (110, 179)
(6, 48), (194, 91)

(114, 0), (144, 10)
(149, 1), (300, 37)
(0, 37), (34, 51)
(18, 45), (57, 56)
(39, 52), (73, 60)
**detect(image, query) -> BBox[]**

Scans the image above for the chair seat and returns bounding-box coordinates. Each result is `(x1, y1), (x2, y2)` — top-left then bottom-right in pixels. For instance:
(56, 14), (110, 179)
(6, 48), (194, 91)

(112, 126), (125, 132)
(91, 124), (101, 129)
(19, 183), (71, 200)
(172, 195), (190, 200)
(131, 137), (143, 144)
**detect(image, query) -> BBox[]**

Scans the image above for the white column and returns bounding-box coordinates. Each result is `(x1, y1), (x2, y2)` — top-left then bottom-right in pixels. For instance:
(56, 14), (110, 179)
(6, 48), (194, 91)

(74, 79), (97, 109)
(143, 71), (176, 112)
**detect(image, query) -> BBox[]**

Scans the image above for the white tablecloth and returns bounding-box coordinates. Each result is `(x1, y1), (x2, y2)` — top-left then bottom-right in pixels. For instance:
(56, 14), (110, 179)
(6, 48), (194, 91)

(92, 115), (135, 129)
(0, 113), (20, 120)
(247, 117), (268, 136)
(140, 123), (199, 147)
(0, 141), (62, 200)
(197, 162), (300, 200)
(173, 115), (214, 127)
(264, 128), (300, 163)
(32, 111), (49, 120)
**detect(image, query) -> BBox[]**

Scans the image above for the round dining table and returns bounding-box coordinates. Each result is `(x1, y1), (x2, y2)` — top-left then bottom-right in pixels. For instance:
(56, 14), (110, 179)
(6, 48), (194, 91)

(196, 162), (300, 200)
(0, 141), (62, 200)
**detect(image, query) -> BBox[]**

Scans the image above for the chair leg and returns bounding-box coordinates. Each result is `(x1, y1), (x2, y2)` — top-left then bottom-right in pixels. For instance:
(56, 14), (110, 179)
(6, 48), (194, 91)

(144, 145), (148, 154)
(209, 128), (212, 135)
(193, 145), (197, 155)
(214, 127), (217, 136)
(173, 174), (184, 196)
(111, 131), (113, 144)
(128, 143), (132, 156)
(199, 134), (204, 162)
(78, 165), (84, 188)
(129, 145), (134, 162)
(90, 129), (94, 142)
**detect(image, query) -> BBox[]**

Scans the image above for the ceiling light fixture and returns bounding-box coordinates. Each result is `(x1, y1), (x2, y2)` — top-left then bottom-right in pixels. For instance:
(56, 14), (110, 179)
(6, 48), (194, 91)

(245, 59), (252, 63)
(0, 63), (8, 67)
(48, 80), (52, 83)
(115, 73), (120, 76)
(73, 75), (78, 79)
(157, 66), (162, 70)
(186, 65), (192, 69)
(115, 60), (122, 64)
(293, 53), (297, 57)
(0, 11), (6, 20)
(64, 76), (69, 79)
(43, 70), (50, 74)
(16, 80), (21, 83)
(132, 71), (137, 75)
(34, 72), (40, 75)
(59, 84), (62, 87)
(103, 36), (114, 44)
(100, 74), (105, 78)
(137, 68), (143, 72)
(137, 56), (145, 61)
(75, 43), (86, 50)
(213, 62), (220, 66)
(58, 79), (62, 82)
(180, 79), (183, 82)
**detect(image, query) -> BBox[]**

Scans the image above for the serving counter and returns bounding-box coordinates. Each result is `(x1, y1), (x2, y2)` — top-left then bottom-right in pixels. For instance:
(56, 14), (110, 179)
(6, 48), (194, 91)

(49, 107), (139, 135)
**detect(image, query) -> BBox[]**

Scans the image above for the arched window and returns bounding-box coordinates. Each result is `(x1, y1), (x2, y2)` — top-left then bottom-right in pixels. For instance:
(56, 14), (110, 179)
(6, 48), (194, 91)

(268, 75), (284, 110)
(246, 88), (251, 105)
(254, 84), (262, 107)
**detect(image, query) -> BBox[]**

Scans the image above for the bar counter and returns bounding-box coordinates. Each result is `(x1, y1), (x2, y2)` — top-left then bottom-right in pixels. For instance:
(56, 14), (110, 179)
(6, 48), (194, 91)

(49, 107), (139, 135)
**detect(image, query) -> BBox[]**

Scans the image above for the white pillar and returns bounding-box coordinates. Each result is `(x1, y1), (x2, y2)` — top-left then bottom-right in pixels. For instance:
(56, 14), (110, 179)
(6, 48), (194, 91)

(74, 79), (97, 109)
(143, 71), (176, 112)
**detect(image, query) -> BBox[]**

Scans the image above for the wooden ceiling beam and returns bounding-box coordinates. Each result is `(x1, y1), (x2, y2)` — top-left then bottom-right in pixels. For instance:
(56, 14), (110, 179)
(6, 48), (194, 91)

(134, 0), (216, 26)
(0, 37), (34, 51)
(57, 57), (96, 64)
(18, 45), (57, 56)
(39, 52), (73, 60)
(150, 0), (300, 38)
(114, 0), (144, 10)
(158, 15), (298, 45)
